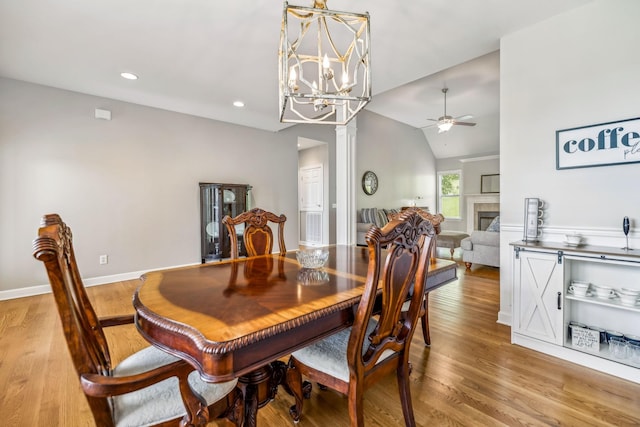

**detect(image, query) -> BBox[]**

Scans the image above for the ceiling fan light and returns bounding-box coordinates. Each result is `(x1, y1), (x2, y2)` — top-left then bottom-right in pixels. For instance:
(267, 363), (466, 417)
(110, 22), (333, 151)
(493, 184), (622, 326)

(438, 121), (454, 133)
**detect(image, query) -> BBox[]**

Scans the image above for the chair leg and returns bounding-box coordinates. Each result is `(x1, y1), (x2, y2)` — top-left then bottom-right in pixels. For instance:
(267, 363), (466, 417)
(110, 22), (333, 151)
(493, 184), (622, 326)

(420, 295), (431, 346)
(347, 381), (365, 427)
(397, 360), (416, 427)
(177, 371), (209, 426)
(285, 358), (310, 422)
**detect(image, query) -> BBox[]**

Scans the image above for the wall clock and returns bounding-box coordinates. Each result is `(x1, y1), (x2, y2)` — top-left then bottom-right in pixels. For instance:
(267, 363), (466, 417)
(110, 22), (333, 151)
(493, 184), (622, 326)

(362, 171), (378, 195)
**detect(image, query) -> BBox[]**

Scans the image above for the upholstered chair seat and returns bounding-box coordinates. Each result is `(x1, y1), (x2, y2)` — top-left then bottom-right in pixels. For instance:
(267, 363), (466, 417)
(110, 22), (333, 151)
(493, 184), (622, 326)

(290, 320), (394, 383)
(109, 346), (238, 427)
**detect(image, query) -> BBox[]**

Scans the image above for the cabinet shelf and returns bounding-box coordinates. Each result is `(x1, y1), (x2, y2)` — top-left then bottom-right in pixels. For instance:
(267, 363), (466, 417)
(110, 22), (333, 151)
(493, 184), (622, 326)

(565, 338), (640, 369)
(566, 294), (640, 313)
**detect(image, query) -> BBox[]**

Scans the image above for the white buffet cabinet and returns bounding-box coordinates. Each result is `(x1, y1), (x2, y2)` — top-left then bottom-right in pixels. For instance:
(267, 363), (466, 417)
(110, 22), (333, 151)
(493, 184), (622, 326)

(510, 240), (640, 384)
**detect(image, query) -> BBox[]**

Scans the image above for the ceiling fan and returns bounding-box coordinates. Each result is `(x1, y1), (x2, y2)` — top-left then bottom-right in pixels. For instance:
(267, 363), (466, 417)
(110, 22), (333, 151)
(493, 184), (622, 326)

(423, 88), (476, 133)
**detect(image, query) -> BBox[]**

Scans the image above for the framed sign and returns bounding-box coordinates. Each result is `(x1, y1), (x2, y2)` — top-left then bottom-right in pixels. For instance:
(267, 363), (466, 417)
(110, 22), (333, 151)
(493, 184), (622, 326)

(480, 174), (500, 193)
(556, 117), (640, 170)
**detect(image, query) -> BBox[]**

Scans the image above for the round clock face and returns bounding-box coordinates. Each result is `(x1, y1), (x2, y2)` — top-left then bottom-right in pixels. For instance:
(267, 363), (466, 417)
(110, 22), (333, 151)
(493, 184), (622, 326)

(362, 171), (378, 195)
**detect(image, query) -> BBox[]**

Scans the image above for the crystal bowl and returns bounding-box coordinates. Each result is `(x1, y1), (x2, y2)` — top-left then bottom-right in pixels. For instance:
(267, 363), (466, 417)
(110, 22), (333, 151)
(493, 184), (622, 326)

(296, 248), (329, 269)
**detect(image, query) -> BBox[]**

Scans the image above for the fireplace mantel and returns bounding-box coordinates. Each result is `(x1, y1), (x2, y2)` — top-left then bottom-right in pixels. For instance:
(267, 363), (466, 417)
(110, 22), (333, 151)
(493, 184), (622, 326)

(466, 194), (500, 233)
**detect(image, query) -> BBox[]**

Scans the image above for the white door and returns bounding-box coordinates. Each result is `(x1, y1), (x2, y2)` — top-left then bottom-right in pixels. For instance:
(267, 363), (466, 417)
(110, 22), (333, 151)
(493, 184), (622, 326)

(299, 165), (323, 246)
(513, 249), (564, 345)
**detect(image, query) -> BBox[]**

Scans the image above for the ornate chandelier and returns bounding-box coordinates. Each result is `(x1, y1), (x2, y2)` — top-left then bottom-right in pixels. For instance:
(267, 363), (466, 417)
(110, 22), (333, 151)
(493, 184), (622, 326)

(279, 1), (371, 125)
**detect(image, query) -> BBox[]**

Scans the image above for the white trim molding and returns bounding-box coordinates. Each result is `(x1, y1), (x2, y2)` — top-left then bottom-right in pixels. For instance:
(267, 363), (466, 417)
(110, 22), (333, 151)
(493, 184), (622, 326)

(466, 193), (500, 233)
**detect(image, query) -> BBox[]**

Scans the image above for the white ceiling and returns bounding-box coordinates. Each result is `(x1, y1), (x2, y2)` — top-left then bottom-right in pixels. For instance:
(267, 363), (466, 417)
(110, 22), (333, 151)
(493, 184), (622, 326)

(0, 0), (594, 159)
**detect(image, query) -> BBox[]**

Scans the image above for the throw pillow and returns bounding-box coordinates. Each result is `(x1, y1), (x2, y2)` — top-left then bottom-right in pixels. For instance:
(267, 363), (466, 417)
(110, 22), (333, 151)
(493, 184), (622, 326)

(375, 210), (388, 228)
(361, 208), (378, 225)
(486, 216), (500, 232)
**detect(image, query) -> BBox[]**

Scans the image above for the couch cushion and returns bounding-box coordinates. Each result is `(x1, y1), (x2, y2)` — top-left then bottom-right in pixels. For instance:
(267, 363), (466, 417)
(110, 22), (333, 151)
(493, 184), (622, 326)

(469, 230), (500, 246)
(360, 208), (378, 225)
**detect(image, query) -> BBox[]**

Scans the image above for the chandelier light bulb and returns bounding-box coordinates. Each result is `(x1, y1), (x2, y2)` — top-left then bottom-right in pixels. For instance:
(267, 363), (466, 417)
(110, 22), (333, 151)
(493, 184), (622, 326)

(288, 67), (298, 91)
(340, 72), (350, 93)
(322, 54), (334, 81)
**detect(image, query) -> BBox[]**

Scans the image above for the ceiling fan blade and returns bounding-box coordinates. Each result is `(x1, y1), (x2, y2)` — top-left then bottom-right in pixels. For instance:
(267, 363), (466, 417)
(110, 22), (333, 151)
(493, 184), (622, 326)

(420, 123), (438, 129)
(455, 114), (473, 121)
(453, 121), (476, 126)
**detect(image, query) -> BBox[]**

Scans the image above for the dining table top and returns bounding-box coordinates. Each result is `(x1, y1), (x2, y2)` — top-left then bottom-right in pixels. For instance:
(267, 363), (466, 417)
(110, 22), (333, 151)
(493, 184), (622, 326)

(133, 245), (457, 382)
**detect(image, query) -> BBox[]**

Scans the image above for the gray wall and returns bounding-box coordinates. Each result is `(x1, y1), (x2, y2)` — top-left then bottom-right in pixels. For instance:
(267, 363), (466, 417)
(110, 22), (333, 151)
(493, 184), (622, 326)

(498, 0), (640, 323)
(356, 110), (438, 210)
(0, 79), (435, 295)
(0, 78), (302, 291)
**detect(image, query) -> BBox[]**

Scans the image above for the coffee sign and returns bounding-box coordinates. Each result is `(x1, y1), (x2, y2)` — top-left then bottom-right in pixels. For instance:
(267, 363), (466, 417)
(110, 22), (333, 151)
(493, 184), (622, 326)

(556, 117), (640, 170)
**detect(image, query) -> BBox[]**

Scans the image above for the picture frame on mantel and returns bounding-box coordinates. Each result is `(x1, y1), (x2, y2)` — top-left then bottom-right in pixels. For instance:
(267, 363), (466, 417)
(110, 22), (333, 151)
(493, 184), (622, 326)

(480, 174), (500, 194)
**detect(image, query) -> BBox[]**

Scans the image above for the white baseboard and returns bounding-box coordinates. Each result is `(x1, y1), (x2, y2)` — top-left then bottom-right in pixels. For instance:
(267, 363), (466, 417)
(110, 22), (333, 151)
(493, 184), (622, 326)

(512, 333), (640, 384)
(497, 310), (511, 326)
(0, 261), (200, 301)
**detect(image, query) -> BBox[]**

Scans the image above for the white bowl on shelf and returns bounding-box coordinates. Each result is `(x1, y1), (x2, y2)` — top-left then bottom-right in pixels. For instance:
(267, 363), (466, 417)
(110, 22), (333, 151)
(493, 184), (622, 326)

(568, 281), (590, 297)
(564, 233), (582, 246)
(592, 285), (616, 299)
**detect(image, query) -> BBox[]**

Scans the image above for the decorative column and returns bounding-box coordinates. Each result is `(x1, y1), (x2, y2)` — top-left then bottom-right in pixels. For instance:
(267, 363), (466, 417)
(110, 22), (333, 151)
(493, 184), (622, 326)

(335, 119), (357, 245)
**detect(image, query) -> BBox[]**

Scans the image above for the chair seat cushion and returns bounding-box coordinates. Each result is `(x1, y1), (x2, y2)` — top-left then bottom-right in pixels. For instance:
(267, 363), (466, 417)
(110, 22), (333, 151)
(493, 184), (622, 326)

(291, 319), (394, 382)
(112, 346), (237, 427)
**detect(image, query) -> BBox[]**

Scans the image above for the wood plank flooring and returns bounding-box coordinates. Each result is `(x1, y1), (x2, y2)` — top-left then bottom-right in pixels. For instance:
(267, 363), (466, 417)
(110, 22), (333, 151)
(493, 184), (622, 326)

(2, 253), (639, 426)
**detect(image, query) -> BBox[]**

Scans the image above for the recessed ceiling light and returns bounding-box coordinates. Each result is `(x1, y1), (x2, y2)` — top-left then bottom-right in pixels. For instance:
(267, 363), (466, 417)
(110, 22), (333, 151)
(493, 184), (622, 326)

(120, 72), (138, 80)
(233, 101), (245, 108)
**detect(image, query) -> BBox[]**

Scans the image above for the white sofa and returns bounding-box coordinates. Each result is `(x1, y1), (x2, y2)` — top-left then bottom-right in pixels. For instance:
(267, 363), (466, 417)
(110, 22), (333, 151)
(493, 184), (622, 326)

(461, 216), (500, 268)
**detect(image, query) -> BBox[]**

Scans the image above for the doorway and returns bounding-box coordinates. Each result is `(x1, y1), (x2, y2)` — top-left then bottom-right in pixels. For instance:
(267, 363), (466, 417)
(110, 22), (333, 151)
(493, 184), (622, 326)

(297, 137), (330, 246)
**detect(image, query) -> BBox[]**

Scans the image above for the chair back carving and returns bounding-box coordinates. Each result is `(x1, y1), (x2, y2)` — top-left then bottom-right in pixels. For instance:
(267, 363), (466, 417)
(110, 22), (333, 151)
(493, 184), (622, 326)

(390, 207), (444, 234)
(32, 214), (114, 419)
(349, 210), (435, 378)
(222, 208), (287, 258)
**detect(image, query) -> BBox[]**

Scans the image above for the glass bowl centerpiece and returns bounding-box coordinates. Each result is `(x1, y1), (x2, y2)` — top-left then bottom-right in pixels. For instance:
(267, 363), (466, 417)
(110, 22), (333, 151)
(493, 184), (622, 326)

(296, 248), (329, 269)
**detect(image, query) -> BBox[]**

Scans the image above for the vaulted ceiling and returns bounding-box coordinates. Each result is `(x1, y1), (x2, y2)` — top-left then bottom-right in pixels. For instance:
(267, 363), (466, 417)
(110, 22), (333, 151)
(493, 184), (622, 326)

(0, 0), (594, 158)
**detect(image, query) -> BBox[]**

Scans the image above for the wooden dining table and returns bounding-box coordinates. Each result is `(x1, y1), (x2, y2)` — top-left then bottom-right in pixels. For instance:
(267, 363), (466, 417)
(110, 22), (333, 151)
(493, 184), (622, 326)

(133, 245), (457, 426)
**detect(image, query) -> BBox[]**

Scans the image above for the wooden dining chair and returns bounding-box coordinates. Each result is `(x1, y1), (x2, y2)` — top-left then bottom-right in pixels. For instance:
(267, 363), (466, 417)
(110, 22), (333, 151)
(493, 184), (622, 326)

(32, 214), (243, 427)
(222, 207), (287, 259)
(389, 207), (444, 346)
(285, 210), (436, 427)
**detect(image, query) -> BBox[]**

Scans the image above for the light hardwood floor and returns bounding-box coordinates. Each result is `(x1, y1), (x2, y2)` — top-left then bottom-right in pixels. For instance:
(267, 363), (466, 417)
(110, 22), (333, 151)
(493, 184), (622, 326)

(2, 251), (639, 426)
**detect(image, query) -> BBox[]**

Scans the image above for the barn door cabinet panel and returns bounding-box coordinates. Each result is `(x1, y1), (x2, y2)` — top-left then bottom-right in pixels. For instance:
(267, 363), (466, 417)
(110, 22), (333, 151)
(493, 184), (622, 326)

(511, 241), (640, 384)
(512, 248), (564, 345)
(200, 183), (251, 263)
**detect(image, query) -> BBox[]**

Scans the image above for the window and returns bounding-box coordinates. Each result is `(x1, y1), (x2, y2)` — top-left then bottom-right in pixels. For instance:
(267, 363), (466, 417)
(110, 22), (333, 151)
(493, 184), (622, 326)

(437, 170), (461, 219)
